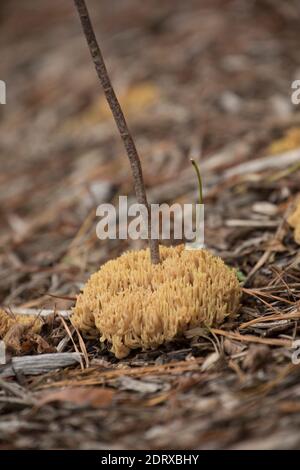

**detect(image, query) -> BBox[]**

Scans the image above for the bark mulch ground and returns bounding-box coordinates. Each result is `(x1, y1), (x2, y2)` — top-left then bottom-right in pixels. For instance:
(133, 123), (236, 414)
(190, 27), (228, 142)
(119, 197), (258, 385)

(1, 0), (300, 449)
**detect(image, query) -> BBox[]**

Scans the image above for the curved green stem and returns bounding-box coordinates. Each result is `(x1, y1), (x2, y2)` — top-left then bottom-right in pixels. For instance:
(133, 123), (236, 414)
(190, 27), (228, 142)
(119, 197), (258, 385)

(190, 159), (203, 205)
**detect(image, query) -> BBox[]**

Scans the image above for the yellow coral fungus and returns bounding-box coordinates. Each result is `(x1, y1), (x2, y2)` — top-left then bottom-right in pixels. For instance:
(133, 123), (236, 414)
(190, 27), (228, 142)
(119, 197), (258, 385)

(72, 245), (241, 358)
(288, 198), (300, 244)
(0, 308), (43, 339)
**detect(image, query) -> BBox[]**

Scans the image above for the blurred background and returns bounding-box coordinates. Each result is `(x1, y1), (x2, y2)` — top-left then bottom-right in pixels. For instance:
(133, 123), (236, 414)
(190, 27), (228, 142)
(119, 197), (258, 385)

(1, 0), (300, 309)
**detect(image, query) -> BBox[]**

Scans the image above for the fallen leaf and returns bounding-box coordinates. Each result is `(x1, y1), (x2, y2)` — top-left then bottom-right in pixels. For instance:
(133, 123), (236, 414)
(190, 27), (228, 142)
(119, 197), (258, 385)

(4, 327), (54, 356)
(37, 386), (115, 408)
(30, 334), (56, 354)
(3, 324), (25, 355)
(65, 82), (160, 130)
(100, 82), (159, 117)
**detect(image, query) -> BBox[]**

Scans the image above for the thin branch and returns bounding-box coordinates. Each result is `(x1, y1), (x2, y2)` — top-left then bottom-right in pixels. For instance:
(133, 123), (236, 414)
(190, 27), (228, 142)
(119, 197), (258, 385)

(73, 0), (160, 264)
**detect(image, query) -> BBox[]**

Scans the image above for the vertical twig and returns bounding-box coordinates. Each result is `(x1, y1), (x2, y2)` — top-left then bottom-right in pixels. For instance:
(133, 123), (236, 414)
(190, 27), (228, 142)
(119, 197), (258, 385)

(73, 0), (160, 264)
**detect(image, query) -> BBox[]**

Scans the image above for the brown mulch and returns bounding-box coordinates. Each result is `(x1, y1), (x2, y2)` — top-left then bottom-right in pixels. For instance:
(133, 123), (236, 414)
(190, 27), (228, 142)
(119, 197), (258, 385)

(1, 0), (300, 449)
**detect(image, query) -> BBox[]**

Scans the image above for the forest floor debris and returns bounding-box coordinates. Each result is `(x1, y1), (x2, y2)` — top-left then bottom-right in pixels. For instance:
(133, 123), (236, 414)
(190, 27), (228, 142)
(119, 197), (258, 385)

(1, 0), (300, 450)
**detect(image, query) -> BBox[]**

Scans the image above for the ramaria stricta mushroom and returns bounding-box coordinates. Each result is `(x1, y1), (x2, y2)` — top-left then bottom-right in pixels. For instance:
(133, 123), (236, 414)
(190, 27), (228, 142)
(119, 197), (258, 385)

(72, 1), (242, 358)
(0, 308), (42, 339)
(72, 245), (241, 359)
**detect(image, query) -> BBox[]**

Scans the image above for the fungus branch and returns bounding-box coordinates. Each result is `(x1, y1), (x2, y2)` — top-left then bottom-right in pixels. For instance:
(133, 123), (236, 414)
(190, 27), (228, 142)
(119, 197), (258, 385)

(73, 0), (160, 264)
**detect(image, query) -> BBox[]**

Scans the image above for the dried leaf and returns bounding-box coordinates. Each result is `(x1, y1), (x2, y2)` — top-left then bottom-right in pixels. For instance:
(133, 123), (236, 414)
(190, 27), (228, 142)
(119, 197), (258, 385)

(67, 82), (160, 130)
(3, 324), (26, 355)
(37, 386), (115, 408)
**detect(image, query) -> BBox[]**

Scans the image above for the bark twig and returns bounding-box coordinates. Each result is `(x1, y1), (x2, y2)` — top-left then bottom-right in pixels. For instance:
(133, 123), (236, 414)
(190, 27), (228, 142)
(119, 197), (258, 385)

(0, 353), (82, 378)
(73, 0), (160, 264)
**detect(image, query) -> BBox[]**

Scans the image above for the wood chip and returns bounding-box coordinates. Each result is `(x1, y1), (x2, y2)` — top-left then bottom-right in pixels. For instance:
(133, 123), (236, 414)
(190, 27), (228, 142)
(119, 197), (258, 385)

(0, 353), (82, 378)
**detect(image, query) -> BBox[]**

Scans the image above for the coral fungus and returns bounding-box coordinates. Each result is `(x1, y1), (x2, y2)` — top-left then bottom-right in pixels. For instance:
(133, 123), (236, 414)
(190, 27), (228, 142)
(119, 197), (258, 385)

(72, 245), (241, 358)
(0, 308), (43, 339)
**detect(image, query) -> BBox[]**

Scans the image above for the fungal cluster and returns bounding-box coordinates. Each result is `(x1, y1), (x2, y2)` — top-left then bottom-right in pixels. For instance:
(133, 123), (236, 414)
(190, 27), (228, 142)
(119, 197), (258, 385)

(72, 245), (241, 358)
(0, 309), (42, 339)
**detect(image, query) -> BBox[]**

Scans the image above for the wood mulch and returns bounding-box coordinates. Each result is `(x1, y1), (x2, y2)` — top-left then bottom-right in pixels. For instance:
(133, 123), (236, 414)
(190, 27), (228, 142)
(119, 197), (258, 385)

(1, 0), (300, 449)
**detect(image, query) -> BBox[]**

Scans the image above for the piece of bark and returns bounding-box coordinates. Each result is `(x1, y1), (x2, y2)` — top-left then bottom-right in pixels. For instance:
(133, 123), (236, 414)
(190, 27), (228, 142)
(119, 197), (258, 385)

(0, 352), (82, 378)
(9, 308), (71, 318)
